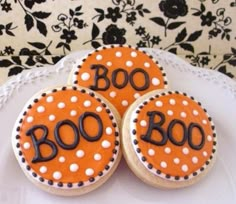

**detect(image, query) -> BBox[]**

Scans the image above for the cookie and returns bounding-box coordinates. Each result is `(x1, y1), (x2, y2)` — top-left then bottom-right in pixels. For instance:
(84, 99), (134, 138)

(12, 86), (121, 196)
(122, 90), (217, 189)
(68, 45), (168, 116)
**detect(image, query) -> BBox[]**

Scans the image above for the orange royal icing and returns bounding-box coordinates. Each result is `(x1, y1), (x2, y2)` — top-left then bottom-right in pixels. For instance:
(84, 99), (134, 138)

(70, 45), (168, 116)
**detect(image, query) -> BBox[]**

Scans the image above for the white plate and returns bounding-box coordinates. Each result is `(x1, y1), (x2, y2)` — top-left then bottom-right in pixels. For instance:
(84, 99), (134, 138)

(0, 49), (236, 203)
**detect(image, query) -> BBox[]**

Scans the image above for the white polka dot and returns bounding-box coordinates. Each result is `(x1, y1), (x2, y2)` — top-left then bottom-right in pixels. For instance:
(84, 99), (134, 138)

(109, 91), (116, 98)
(164, 147), (171, 154)
(70, 163), (79, 172)
(180, 112), (187, 118)
(202, 120), (207, 125)
(182, 100), (188, 106)
(122, 100), (128, 106)
(96, 54), (103, 60)
(126, 61), (133, 67)
(181, 164), (188, 172)
(155, 101), (163, 107)
(131, 51), (137, 57)
(37, 106), (45, 113)
(106, 127), (113, 135)
(46, 96), (53, 103)
(58, 102), (65, 109)
(192, 156), (198, 164)
(49, 114), (56, 121)
(115, 51), (122, 57)
(193, 110), (199, 116)
(160, 161), (167, 168)
(70, 110), (77, 116)
(53, 171), (62, 180)
(173, 158), (180, 164)
(23, 142), (30, 150)
(81, 72), (90, 81)
(134, 93), (140, 99)
(76, 150), (85, 158)
(207, 135), (212, 142)
(152, 78), (160, 86)
(182, 147), (189, 155)
(59, 156), (65, 163)
(96, 106), (102, 112)
(203, 151), (208, 157)
(102, 140), (111, 148)
(85, 168), (94, 176)
(27, 116), (34, 123)
(107, 61), (112, 66)
(167, 110), (173, 116)
(148, 149), (155, 156)
(71, 96), (78, 103)
(169, 99), (176, 105)
(144, 62), (150, 68)
(140, 120), (147, 127)
(84, 100), (91, 107)
(39, 166), (47, 174)
(94, 153), (102, 161)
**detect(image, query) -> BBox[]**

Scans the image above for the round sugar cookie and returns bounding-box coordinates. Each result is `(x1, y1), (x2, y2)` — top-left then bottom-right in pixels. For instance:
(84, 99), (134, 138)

(12, 86), (121, 196)
(122, 90), (217, 189)
(68, 45), (168, 116)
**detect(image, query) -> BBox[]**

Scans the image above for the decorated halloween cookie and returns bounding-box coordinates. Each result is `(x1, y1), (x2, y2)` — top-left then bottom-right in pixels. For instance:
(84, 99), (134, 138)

(12, 86), (121, 196)
(68, 45), (168, 116)
(122, 90), (217, 188)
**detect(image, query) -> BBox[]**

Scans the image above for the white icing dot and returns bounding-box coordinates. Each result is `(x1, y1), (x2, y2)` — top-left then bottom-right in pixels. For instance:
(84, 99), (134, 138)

(71, 96), (78, 103)
(107, 61), (112, 66)
(46, 96), (53, 103)
(173, 158), (180, 164)
(134, 93), (140, 99)
(81, 72), (90, 81)
(148, 149), (155, 156)
(96, 54), (103, 60)
(94, 153), (102, 161)
(152, 78), (160, 86)
(23, 142), (30, 150)
(122, 100), (128, 106)
(84, 100), (91, 107)
(49, 114), (56, 121)
(37, 106), (45, 113)
(155, 101), (163, 107)
(109, 91), (116, 98)
(96, 106), (102, 112)
(102, 140), (111, 148)
(144, 62), (150, 68)
(182, 147), (189, 155)
(76, 150), (85, 158)
(160, 161), (167, 168)
(53, 171), (62, 180)
(115, 51), (122, 57)
(70, 163), (79, 172)
(193, 110), (199, 116)
(192, 156), (198, 164)
(58, 102), (65, 109)
(39, 166), (47, 174)
(169, 99), (176, 105)
(85, 168), (94, 176)
(207, 135), (213, 142)
(131, 51), (137, 57)
(27, 116), (34, 123)
(180, 112), (187, 118)
(70, 110), (77, 117)
(106, 127), (113, 135)
(167, 110), (173, 116)
(181, 164), (188, 172)
(59, 156), (65, 163)
(126, 60), (133, 67)
(203, 151), (208, 157)
(140, 120), (147, 127)
(164, 147), (171, 154)
(182, 100), (188, 106)
(202, 120), (207, 125)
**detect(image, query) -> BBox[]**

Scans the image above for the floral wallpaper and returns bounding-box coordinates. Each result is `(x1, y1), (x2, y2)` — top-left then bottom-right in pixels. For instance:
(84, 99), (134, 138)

(0, 0), (235, 84)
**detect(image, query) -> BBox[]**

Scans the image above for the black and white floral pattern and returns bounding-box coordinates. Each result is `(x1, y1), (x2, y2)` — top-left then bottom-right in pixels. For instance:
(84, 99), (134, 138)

(0, 0), (235, 82)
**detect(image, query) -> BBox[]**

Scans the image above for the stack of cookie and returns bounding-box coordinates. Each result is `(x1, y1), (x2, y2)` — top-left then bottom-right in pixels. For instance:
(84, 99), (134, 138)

(12, 45), (217, 196)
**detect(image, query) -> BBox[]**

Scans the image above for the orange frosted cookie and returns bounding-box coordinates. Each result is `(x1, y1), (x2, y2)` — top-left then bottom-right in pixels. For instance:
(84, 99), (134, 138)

(12, 86), (121, 196)
(122, 90), (217, 188)
(68, 45), (168, 116)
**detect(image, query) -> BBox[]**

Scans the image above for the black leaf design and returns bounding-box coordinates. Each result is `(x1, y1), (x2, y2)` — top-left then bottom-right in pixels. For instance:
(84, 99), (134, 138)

(92, 23), (100, 40)
(6, 30), (15, 36)
(200, 3), (206, 12)
(91, 41), (101, 49)
(45, 49), (51, 55)
(150, 17), (165, 27)
(136, 4), (143, 10)
(223, 54), (231, 61)
(28, 42), (46, 49)
(25, 14), (34, 31)
(143, 9), (150, 13)
(0, 59), (13, 67)
(8, 66), (23, 76)
(192, 11), (202, 16)
(32, 12), (51, 19)
(175, 28), (187, 43)
(138, 10), (144, 17)
(98, 15), (105, 22)
(231, 48), (236, 54)
(52, 56), (63, 64)
(5, 23), (12, 30)
(228, 59), (236, 66)
(69, 9), (74, 17)
(218, 65), (234, 78)
(56, 42), (65, 48)
(24, 0), (34, 9)
(11, 56), (21, 65)
(64, 43), (71, 51)
(167, 22), (185, 30)
(36, 56), (48, 64)
(180, 43), (194, 53)
(36, 20), (47, 36)
(75, 6), (82, 12)
(168, 48), (177, 54)
(95, 8), (104, 14)
(187, 30), (202, 42)
(25, 56), (36, 66)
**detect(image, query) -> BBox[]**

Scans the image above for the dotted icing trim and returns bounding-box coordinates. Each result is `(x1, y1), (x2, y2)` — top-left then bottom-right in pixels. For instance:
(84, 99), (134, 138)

(12, 86), (120, 189)
(130, 91), (217, 181)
